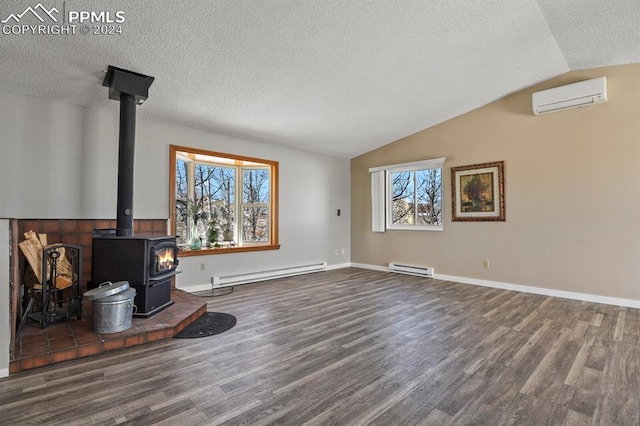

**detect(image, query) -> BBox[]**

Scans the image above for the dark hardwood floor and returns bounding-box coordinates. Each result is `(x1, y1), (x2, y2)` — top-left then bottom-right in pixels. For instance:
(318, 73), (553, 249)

(1, 268), (638, 425)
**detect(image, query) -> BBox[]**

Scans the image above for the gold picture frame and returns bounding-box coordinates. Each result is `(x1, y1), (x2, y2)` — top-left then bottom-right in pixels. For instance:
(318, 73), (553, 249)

(451, 161), (505, 222)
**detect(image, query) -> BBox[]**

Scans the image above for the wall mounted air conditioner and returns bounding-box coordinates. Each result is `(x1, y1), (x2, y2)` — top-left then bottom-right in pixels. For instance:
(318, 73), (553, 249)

(532, 76), (607, 115)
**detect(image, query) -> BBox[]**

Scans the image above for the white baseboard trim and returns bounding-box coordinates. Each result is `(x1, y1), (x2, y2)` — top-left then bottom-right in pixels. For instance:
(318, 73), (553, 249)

(176, 283), (212, 293)
(433, 273), (639, 308)
(177, 262), (639, 308)
(349, 262), (389, 272)
(179, 262), (345, 294)
(345, 263), (639, 308)
(327, 262), (354, 271)
(0, 367), (8, 378)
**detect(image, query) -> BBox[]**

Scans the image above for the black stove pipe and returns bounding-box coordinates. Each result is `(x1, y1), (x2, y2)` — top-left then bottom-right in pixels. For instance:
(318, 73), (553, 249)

(102, 65), (154, 237)
(116, 94), (136, 236)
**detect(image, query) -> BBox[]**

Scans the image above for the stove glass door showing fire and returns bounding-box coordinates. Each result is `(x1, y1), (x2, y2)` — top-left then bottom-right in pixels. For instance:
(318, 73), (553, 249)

(151, 243), (178, 277)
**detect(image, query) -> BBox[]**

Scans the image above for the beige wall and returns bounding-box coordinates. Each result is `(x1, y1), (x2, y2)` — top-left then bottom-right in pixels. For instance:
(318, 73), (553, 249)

(351, 64), (640, 301)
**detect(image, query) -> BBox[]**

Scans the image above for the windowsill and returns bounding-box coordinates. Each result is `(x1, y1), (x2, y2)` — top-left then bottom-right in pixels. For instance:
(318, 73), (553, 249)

(178, 244), (280, 257)
(386, 225), (443, 232)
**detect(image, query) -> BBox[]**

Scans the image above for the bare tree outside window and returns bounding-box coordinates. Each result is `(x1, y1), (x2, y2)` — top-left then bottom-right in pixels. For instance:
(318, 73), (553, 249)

(242, 169), (270, 242)
(175, 159), (189, 244)
(177, 162), (270, 245)
(205, 166), (235, 229)
(390, 168), (442, 227)
(417, 168), (442, 226)
(170, 145), (278, 252)
(391, 171), (414, 224)
(194, 164), (235, 245)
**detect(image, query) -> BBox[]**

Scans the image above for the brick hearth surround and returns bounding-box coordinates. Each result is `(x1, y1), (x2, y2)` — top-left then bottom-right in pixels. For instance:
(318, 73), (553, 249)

(8, 219), (205, 374)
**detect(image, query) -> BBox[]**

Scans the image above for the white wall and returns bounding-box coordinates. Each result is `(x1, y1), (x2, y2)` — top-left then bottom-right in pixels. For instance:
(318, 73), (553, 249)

(0, 220), (10, 377)
(136, 118), (351, 287)
(0, 91), (351, 372)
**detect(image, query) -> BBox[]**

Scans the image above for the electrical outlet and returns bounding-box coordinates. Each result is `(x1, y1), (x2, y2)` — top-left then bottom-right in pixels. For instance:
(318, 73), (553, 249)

(335, 249), (339, 256)
(341, 248), (345, 255)
(200, 263), (206, 271)
(483, 260), (490, 268)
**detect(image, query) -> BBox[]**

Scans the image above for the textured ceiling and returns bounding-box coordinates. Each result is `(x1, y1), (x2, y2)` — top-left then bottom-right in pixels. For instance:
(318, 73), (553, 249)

(0, 1), (638, 158)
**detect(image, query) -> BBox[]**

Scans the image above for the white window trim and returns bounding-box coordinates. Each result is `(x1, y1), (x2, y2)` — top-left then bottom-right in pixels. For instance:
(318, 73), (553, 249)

(240, 166), (271, 243)
(185, 159), (272, 246)
(369, 157), (445, 233)
(369, 157), (445, 173)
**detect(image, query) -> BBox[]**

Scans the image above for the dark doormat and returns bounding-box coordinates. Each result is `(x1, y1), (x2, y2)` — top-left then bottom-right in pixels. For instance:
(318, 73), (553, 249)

(174, 312), (237, 338)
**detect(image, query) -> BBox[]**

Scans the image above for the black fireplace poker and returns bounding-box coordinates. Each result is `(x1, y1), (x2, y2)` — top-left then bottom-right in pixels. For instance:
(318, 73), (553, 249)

(102, 66), (155, 236)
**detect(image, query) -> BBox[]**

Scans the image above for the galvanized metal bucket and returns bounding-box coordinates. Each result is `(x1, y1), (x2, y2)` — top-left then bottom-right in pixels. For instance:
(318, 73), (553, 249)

(84, 281), (136, 334)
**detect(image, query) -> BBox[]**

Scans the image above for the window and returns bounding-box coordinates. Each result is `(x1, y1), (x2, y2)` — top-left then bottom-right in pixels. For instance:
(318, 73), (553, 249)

(370, 157), (445, 232)
(170, 145), (279, 256)
(242, 169), (270, 242)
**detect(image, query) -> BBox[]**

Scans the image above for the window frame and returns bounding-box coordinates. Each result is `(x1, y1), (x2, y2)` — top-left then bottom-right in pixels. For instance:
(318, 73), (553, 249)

(240, 166), (271, 244)
(170, 145), (280, 257)
(370, 157), (445, 232)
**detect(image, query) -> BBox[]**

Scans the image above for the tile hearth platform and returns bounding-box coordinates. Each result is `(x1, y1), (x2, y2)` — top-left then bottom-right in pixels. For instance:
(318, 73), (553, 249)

(10, 289), (206, 374)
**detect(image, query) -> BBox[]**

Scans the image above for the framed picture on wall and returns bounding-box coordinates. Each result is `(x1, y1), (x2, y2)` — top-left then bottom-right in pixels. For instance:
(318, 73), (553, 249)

(451, 161), (505, 221)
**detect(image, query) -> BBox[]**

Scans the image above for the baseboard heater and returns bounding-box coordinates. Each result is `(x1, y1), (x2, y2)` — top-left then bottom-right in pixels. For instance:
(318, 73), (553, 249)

(388, 262), (434, 278)
(212, 262), (327, 287)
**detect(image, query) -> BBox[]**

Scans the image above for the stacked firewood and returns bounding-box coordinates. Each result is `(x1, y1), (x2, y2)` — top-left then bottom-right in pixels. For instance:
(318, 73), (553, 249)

(18, 230), (73, 290)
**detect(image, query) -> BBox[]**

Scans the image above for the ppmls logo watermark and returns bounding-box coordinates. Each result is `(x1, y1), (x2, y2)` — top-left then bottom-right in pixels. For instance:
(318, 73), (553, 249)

(1, 2), (125, 36)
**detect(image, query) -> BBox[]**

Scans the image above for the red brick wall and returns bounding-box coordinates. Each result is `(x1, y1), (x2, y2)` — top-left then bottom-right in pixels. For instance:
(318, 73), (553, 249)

(17, 219), (168, 291)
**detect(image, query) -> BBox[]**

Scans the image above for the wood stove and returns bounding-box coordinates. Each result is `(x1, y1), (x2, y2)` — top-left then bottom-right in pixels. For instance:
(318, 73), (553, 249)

(89, 66), (179, 318)
(91, 230), (178, 317)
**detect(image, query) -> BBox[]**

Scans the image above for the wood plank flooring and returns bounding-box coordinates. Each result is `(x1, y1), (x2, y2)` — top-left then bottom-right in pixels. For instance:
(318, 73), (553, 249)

(0, 268), (638, 425)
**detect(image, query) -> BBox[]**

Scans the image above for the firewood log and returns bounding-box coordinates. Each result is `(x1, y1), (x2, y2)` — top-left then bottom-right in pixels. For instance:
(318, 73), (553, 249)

(18, 230), (74, 289)
(18, 230), (44, 283)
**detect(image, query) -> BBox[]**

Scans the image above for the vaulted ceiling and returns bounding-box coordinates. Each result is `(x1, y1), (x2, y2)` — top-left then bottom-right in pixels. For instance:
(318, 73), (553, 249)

(0, 1), (638, 158)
